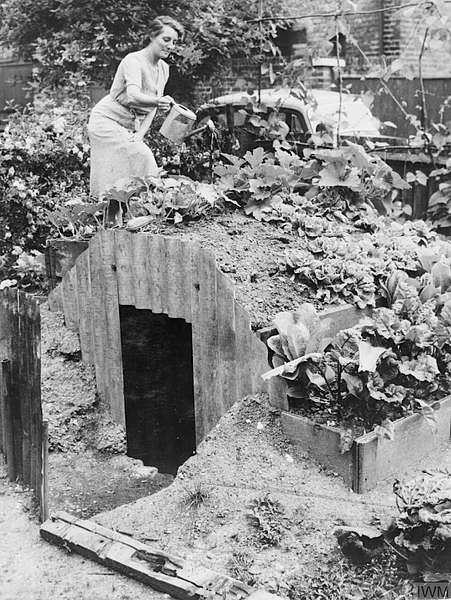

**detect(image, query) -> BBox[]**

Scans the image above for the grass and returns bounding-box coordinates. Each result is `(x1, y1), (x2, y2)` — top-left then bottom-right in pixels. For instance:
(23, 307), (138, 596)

(182, 481), (211, 509)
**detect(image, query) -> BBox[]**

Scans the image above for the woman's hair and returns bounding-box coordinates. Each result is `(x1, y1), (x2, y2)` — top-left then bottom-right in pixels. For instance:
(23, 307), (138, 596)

(148, 15), (184, 40)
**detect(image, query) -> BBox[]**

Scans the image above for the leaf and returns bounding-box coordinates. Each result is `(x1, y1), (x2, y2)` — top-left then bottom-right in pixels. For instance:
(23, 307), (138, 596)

(285, 322), (310, 360)
(434, 525), (451, 541)
(399, 355), (439, 382)
(267, 335), (286, 360)
(358, 341), (386, 372)
(431, 260), (451, 293)
(126, 215), (154, 231)
(244, 147), (266, 168)
(374, 418), (395, 440)
(305, 366), (328, 389)
(341, 372), (364, 397)
(416, 399), (439, 434)
(261, 353), (323, 380)
(339, 421), (355, 453)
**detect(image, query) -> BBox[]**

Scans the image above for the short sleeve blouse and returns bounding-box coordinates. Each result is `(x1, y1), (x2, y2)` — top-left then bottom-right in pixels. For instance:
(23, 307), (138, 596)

(110, 51), (169, 110)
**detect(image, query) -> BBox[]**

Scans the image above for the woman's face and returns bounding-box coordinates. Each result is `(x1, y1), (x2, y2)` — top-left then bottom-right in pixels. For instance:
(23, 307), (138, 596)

(150, 25), (179, 59)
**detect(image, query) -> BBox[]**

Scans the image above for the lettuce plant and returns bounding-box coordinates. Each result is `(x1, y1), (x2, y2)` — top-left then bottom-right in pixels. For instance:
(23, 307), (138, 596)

(263, 303), (451, 453)
(388, 469), (451, 576)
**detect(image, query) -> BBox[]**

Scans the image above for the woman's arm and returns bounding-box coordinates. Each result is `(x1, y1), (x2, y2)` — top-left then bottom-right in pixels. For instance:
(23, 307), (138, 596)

(127, 84), (173, 111)
(127, 84), (174, 139)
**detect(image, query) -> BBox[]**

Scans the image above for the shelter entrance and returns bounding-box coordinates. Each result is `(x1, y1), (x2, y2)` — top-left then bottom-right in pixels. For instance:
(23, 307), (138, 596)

(120, 305), (196, 476)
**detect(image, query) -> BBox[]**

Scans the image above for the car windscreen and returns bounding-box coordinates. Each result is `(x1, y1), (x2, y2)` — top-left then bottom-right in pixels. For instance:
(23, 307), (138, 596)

(307, 96), (380, 136)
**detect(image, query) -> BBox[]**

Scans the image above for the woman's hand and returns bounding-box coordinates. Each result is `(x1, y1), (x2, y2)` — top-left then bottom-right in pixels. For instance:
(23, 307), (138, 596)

(158, 95), (175, 111)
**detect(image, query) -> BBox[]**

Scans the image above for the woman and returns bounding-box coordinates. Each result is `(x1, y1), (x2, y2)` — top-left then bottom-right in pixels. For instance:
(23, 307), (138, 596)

(88, 15), (183, 200)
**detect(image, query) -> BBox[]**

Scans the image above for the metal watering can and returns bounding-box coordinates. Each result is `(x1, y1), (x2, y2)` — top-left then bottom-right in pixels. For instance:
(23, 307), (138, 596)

(159, 103), (196, 145)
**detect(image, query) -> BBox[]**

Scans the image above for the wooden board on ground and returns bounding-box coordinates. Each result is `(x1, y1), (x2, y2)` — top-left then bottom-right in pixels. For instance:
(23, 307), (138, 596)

(40, 512), (284, 600)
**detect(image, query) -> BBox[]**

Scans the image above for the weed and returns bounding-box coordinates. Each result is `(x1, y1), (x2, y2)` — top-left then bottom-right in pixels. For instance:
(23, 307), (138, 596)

(284, 552), (412, 600)
(227, 550), (256, 586)
(182, 482), (210, 509)
(246, 494), (286, 547)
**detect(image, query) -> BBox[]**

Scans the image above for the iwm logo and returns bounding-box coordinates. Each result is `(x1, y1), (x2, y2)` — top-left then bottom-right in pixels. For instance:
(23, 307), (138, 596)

(415, 582), (451, 599)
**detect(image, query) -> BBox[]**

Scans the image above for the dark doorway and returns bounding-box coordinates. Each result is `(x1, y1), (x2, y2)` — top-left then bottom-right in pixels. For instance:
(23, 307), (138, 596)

(120, 306), (196, 476)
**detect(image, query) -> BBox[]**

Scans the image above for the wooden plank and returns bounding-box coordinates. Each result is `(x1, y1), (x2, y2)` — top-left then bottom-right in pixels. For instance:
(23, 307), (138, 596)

(358, 394), (451, 493)
(166, 237), (186, 319)
(114, 231), (135, 306)
(100, 231), (125, 425)
(282, 394), (451, 493)
(267, 376), (289, 411)
(0, 290), (8, 450)
(131, 233), (151, 309)
(89, 234), (107, 403)
(216, 271), (238, 414)
(281, 412), (354, 488)
(318, 304), (374, 337)
(0, 289), (10, 359)
(251, 333), (269, 395)
(29, 296), (42, 493)
(76, 250), (95, 364)
(61, 266), (79, 331)
(40, 421), (49, 523)
(1, 359), (15, 480)
(40, 512), (283, 600)
(235, 303), (254, 400)
(45, 240), (89, 288)
(18, 292), (32, 486)
(7, 288), (22, 478)
(354, 434), (378, 494)
(47, 284), (64, 313)
(148, 235), (168, 314)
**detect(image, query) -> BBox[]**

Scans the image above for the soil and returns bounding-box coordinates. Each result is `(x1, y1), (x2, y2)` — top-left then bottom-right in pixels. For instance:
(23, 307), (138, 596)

(1, 211), (451, 599)
(136, 208), (333, 331)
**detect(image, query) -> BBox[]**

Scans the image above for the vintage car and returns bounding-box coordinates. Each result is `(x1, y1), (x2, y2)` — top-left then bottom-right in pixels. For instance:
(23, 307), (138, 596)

(196, 87), (409, 156)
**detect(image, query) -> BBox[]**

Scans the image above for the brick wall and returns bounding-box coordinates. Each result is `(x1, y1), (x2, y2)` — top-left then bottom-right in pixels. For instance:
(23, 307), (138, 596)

(195, 0), (451, 99)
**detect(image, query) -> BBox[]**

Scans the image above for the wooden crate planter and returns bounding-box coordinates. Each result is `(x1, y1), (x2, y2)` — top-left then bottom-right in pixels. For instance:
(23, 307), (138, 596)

(258, 304), (451, 494)
(45, 239), (89, 289)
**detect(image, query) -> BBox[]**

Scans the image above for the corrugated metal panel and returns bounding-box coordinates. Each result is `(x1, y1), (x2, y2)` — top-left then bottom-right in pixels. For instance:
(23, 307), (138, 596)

(50, 231), (269, 441)
(114, 231), (135, 306)
(76, 250), (94, 364)
(61, 266), (78, 331)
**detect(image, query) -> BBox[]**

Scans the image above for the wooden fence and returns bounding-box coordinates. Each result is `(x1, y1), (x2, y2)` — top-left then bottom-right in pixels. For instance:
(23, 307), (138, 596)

(0, 61), (34, 126)
(343, 77), (451, 140)
(0, 288), (48, 522)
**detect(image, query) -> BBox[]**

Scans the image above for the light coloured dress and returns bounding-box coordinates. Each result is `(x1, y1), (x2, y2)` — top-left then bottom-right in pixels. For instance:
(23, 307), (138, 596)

(88, 51), (169, 198)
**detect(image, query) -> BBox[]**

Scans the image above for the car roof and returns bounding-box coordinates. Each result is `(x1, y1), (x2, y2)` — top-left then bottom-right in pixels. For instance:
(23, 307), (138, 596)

(201, 87), (381, 136)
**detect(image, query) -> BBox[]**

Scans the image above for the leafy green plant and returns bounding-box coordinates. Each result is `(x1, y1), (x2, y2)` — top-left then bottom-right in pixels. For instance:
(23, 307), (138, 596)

(388, 469), (451, 576)
(227, 551), (256, 586)
(214, 141), (409, 222)
(264, 302), (451, 453)
(0, 98), (91, 287)
(246, 494), (286, 547)
(102, 175), (223, 229)
(213, 146), (307, 220)
(44, 197), (107, 240)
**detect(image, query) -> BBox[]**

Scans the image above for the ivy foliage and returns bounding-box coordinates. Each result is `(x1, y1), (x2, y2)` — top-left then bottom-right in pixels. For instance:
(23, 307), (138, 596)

(0, 0), (285, 101)
(0, 97), (90, 284)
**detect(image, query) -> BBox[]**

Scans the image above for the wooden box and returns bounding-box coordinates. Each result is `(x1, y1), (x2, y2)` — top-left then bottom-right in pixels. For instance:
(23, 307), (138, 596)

(282, 400), (451, 493)
(258, 304), (451, 493)
(45, 239), (89, 289)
